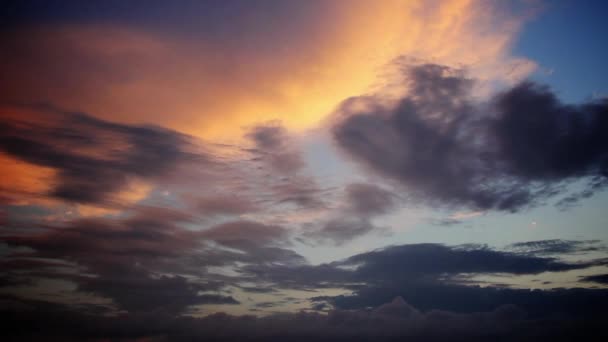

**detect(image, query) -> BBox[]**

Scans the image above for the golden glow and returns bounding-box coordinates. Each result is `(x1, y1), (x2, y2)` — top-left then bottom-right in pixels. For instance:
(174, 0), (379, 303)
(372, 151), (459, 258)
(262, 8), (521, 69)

(2, 0), (534, 142)
(0, 153), (57, 206)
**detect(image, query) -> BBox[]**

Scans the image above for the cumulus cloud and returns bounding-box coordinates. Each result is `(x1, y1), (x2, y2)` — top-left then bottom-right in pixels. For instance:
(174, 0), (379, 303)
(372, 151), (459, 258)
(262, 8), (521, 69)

(332, 63), (608, 212)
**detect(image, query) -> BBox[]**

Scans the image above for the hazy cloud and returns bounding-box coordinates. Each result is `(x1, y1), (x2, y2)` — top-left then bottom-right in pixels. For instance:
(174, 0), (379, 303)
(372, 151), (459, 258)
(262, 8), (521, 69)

(304, 183), (397, 245)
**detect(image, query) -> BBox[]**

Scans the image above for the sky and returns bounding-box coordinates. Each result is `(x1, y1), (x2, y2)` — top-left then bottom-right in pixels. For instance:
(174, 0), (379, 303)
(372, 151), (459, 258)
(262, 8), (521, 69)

(1, 0), (608, 341)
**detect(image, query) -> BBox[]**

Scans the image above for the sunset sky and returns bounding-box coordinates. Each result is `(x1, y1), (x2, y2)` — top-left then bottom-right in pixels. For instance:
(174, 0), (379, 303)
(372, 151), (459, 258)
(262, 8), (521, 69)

(1, 1), (608, 340)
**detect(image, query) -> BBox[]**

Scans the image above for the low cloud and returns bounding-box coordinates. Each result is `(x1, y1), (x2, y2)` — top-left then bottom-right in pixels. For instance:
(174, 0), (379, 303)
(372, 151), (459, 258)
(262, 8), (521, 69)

(3, 294), (607, 341)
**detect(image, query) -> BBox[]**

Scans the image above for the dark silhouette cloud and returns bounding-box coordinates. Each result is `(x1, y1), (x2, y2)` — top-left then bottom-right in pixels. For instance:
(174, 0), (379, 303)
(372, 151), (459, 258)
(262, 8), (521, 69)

(580, 274), (608, 285)
(79, 272), (238, 314)
(332, 63), (608, 212)
(2, 294), (608, 341)
(506, 239), (605, 256)
(241, 242), (608, 316)
(1, 208), (300, 314)
(0, 105), (200, 205)
(339, 243), (590, 279)
(300, 243), (608, 317)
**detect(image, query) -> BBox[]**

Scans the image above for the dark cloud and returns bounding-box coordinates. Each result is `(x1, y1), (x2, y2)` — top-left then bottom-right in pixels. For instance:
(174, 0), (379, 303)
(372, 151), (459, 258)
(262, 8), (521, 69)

(244, 242), (608, 315)
(322, 282), (608, 320)
(1, 204), (319, 314)
(506, 239), (605, 256)
(1, 210), (298, 313)
(492, 82), (608, 182)
(332, 63), (608, 212)
(339, 243), (590, 280)
(3, 222), (608, 338)
(79, 272), (238, 314)
(0, 105), (200, 205)
(580, 274), (608, 285)
(2, 294), (608, 342)
(305, 243), (608, 316)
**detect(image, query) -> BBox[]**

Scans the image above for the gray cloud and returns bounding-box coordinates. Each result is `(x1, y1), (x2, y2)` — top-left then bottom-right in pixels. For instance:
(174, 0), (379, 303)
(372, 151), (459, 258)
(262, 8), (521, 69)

(506, 239), (605, 256)
(3, 293), (608, 341)
(0, 105), (201, 205)
(247, 123), (305, 174)
(303, 183), (397, 245)
(332, 63), (608, 212)
(580, 274), (608, 285)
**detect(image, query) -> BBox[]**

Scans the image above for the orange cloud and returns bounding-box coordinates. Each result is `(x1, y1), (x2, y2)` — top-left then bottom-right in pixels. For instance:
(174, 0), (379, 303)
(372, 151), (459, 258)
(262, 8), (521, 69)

(1, 0), (536, 141)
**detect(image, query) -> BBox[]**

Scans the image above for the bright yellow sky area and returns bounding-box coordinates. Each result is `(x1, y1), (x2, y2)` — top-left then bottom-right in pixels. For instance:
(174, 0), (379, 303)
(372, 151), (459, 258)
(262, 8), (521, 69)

(3, 0), (534, 142)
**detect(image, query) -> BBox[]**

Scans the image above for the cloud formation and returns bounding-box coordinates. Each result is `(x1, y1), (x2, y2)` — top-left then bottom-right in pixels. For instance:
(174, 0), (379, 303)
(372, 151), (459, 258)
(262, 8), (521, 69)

(0, 105), (199, 206)
(2, 293), (607, 342)
(0, 1), (535, 140)
(304, 183), (397, 245)
(333, 63), (608, 211)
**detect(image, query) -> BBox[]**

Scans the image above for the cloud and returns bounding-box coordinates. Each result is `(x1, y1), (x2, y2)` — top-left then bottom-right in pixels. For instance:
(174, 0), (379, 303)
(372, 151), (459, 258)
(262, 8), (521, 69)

(0, 1), (536, 140)
(185, 193), (259, 217)
(79, 272), (238, 314)
(239, 241), (608, 314)
(200, 220), (305, 266)
(339, 243), (591, 280)
(303, 183), (397, 245)
(246, 123), (305, 174)
(1, 208), (295, 313)
(332, 63), (608, 212)
(0, 105), (200, 206)
(2, 294), (608, 341)
(1, 200), (323, 314)
(506, 239), (605, 256)
(301, 243), (608, 316)
(343, 183), (397, 217)
(580, 274), (608, 285)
